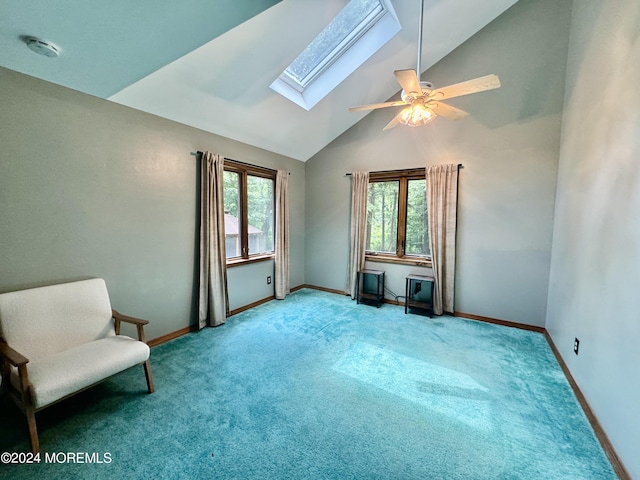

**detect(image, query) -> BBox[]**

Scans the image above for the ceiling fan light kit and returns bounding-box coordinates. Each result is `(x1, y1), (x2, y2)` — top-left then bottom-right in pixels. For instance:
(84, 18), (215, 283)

(397, 80), (435, 127)
(398, 103), (434, 127)
(349, 0), (501, 130)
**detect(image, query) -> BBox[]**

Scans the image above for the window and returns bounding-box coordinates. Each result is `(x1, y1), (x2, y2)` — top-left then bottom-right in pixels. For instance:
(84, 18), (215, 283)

(366, 181), (399, 254)
(223, 161), (275, 264)
(270, 0), (400, 110)
(366, 169), (430, 265)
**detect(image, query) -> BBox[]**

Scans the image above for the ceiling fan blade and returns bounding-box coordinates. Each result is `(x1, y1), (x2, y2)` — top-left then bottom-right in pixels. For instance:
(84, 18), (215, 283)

(430, 74), (501, 101)
(394, 69), (422, 95)
(382, 112), (403, 131)
(429, 101), (469, 120)
(348, 100), (407, 113)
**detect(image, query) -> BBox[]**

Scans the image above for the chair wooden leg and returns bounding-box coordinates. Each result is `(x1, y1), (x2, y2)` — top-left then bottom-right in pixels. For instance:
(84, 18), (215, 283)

(15, 363), (39, 452)
(26, 406), (39, 453)
(143, 360), (155, 393)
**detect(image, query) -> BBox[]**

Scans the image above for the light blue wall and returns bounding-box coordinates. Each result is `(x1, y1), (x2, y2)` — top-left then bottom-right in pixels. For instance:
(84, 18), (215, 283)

(227, 260), (274, 312)
(546, 0), (640, 476)
(0, 67), (304, 341)
(305, 0), (570, 327)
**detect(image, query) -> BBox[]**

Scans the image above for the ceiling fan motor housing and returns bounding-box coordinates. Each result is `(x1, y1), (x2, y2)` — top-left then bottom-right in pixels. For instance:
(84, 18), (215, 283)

(401, 81), (434, 103)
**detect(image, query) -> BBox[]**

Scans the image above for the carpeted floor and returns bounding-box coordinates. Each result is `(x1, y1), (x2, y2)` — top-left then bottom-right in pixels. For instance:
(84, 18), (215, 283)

(0, 288), (616, 479)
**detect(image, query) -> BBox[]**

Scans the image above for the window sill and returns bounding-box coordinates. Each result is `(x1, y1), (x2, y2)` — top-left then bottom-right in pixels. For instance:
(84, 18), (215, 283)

(365, 254), (432, 268)
(227, 254), (275, 268)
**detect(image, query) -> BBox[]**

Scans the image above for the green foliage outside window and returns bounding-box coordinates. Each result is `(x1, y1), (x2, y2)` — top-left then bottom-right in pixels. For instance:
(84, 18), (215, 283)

(223, 169), (274, 259)
(366, 181), (399, 253)
(223, 171), (240, 218)
(247, 176), (274, 253)
(406, 179), (429, 256)
(366, 177), (430, 258)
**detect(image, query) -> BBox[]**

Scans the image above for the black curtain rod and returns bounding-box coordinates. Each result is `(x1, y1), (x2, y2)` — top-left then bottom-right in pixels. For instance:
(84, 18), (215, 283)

(193, 151), (262, 168)
(345, 164), (463, 176)
(192, 151), (290, 175)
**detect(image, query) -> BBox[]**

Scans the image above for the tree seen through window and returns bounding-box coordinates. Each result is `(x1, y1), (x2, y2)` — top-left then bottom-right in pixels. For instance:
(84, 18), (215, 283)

(223, 164), (275, 260)
(365, 171), (429, 259)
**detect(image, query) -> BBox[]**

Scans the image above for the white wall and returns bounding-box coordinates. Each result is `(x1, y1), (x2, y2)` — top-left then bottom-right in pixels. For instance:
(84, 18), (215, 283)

(305, 0), (570, 327)
(546, 0), (640, 476)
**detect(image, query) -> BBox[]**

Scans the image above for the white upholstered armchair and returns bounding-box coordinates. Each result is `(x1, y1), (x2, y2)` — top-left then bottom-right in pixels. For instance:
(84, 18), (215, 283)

(0, 278), (154, 452)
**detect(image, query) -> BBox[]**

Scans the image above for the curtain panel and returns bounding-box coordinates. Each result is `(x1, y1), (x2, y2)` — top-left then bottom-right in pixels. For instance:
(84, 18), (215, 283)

(426, 164), (459, 315)
(275, 170), (290, 300)
(198, 151), (229, 328)
(346, 171), (369, 299)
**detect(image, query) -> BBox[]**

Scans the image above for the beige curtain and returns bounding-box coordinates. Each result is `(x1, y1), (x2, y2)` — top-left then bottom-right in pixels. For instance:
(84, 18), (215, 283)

(275, 170), (290, 300)
(427, 164), (459, 315)
(198, 151), (229, 328)
(346, 171), (369, 299)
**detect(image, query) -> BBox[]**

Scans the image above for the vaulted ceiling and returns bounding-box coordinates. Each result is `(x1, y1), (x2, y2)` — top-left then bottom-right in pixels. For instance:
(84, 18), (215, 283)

(1, 0), (519, 161)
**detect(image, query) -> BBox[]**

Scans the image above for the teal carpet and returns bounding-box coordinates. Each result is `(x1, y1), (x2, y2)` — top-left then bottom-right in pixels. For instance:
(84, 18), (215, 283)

(0, 289), (616, 479)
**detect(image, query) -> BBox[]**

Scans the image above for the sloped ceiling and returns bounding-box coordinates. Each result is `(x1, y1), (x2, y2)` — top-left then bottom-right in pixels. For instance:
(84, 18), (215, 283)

(0, 0), (519, 161)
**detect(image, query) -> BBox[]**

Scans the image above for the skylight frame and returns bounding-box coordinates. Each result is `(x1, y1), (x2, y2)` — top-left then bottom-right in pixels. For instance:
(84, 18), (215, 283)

(270, 0), (400, 111)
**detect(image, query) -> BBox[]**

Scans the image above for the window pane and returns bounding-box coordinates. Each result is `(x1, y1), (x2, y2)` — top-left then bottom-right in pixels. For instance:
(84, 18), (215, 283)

(366, 181), (399, 253)
(285, 0), (383, 86)
(247, 175), (274, 255)
(223, 171), (242, 258)
(405, 179), (430, 256)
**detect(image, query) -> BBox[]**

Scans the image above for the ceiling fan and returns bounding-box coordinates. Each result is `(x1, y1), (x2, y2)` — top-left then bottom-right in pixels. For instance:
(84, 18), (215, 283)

(348, 0), (501, 130)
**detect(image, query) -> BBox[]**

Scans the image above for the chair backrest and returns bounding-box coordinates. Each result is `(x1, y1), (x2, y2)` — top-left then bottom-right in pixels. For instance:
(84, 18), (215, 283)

(0, 278), (115, 362)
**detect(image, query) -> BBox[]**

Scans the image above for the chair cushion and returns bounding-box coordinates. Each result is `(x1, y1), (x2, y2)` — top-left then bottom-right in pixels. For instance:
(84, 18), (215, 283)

(0, 278), (115, 362)
(11, 335), (150, 409)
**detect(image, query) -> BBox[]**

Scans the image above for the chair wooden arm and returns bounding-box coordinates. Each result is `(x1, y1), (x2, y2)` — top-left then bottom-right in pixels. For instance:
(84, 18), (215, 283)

(0, 340), (29, 367)
(112, 309), (149, 326)
(112, 310), (149, 343)
(111, 310), (154, 393)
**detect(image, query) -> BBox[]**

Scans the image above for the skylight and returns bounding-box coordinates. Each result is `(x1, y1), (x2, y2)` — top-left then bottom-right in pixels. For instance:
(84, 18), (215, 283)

(285, 0), (384, 88)
(270, 0), (400, 111)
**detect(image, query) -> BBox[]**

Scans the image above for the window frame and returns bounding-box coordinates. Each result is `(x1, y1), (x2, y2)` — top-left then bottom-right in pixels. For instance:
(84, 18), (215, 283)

(223, 160), (276, 268)
(365, 168), (432, 267)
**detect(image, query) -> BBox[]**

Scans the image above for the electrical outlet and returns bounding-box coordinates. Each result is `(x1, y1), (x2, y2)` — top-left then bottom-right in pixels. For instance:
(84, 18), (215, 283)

(574, 337), (580, 355)
(267, 276), (272, 285)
